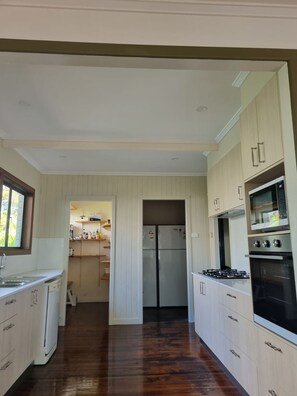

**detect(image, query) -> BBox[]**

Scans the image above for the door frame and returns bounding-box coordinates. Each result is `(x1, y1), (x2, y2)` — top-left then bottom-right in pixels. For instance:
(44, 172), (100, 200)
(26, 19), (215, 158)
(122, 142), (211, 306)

(140, 196), (193, 323)
(64, 195), (116, 325)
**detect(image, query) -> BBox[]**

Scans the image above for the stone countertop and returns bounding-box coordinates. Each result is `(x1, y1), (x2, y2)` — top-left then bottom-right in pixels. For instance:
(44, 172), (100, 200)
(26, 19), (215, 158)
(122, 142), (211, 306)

(0, 269), (64, 299)
(192, 272), (252, 296)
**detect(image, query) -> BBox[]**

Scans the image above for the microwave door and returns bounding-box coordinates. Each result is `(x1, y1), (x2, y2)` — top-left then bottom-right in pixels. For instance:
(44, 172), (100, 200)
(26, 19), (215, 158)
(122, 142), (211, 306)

(250, 187), (278, 231)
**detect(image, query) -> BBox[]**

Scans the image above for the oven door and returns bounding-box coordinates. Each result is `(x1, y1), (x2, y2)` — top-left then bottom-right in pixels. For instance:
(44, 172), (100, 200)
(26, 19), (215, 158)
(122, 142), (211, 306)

(249, 252), (297, 344)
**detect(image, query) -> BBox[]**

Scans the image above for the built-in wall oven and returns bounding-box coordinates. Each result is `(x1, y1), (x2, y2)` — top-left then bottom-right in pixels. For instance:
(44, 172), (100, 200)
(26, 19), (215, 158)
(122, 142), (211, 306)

(247, 233), (297, 345)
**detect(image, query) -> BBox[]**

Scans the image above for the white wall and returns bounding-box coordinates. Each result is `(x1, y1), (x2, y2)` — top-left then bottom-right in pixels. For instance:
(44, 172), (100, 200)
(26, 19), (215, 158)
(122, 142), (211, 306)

(37, 174), (209, 324)
(0, 1), (297, 49)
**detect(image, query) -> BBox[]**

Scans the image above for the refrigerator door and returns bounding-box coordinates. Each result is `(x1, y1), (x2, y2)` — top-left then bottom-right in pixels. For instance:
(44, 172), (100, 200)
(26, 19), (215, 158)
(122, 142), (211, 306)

(143, 225), (157, 250)
(143, 249), (157, 307)
(159, 249), (187, 307)
(158, 226), (186, 250)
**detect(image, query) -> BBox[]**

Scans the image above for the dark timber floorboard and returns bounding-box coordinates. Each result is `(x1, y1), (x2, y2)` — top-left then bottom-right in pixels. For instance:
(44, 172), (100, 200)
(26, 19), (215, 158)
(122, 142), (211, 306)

(10, 303), (242, 396)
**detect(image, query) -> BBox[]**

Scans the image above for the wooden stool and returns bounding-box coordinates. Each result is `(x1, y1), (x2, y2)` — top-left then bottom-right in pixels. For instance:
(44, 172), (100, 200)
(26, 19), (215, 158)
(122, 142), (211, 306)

(67, 281), (77, 306)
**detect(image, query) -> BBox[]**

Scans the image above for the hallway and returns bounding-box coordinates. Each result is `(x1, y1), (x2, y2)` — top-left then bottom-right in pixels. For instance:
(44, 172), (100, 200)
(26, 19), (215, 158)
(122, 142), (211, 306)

(11, 303), (242, 396)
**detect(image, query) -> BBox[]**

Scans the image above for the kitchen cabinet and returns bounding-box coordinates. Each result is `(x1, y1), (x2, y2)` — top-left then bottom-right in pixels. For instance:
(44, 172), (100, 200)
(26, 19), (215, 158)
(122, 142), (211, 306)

(257, 325), (297, 396)
(207, 160), (225, 216)
(207, 143), (244, 217)
(15, 284), (46, 378)
(0, 293), (20, 396)
(219, 285), (258, 396)
(193, 275), (257, 395)
(240, 75), (284, 181)
(193, 274), (220, 355)
(223, 144), (245, 211)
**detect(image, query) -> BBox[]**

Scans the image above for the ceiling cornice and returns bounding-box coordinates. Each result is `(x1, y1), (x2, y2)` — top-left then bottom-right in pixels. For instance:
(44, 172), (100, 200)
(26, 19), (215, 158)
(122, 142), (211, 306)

(0, 0), (297, 19)
(2, 139), (219, 152)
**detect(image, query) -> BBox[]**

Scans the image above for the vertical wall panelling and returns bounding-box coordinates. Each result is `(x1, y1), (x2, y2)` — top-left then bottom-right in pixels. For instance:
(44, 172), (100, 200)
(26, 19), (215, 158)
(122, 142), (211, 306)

(38, 175), (209, 325)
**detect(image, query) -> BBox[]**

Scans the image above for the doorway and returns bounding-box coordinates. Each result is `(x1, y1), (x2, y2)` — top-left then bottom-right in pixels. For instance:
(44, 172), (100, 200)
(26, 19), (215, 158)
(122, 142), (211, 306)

(67, 200), (112, 320)
(142, 200), (188, 322)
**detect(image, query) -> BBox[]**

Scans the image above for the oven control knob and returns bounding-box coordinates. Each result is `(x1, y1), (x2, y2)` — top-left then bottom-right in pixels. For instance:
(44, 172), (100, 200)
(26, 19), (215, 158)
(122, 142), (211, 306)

(273, 239), (282, 248)
(253, 240), (261, 248)
(262, 240), (270, 248)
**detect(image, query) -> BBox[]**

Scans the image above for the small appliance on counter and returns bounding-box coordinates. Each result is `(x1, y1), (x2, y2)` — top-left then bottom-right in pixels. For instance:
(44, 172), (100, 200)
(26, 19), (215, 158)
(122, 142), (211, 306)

(202, 268), (250, 279)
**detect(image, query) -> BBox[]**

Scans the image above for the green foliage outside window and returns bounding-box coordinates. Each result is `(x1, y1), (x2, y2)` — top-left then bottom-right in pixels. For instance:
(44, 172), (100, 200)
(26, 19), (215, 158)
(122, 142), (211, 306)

(0, 185), (24, 248)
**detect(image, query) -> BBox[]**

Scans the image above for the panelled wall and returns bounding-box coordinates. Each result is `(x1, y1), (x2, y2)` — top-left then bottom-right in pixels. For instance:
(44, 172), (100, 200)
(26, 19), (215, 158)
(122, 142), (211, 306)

(37, 174), (209, 324)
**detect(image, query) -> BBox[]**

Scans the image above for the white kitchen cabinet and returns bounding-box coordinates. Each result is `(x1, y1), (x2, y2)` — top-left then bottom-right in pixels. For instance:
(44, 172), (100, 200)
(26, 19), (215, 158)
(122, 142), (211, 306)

(257, 325), (297, 396)
(207, 160), (225, 217)
(193, 275), (258, 395)
(0, 293), (20, 396)
(19, 284), (46, 366)
(218, 283), (258, 395)
(207, 143), (244, 217)
(223, 144), (245, 210)
(0, 351), (16, 396)
(240, 75), (284, 181)
(193, 274), (220, 356)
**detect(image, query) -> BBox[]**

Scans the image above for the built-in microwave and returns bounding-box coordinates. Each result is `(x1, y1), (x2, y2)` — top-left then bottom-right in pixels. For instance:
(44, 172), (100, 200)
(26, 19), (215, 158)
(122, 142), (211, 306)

(249, 176), (289, 232)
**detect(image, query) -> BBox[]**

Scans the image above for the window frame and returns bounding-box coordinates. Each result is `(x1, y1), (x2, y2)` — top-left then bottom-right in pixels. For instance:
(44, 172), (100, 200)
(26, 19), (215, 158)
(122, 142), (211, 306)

(0, 168), (35, 256)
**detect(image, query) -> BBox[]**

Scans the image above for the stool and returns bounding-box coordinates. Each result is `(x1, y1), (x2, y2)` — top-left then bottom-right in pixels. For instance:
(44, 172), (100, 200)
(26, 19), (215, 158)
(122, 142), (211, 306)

(67, 281), (77, 306)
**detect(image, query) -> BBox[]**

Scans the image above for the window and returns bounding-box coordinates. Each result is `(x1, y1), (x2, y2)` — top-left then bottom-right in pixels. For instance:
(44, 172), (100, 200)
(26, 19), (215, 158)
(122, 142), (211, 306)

(0, 168), (35, 255)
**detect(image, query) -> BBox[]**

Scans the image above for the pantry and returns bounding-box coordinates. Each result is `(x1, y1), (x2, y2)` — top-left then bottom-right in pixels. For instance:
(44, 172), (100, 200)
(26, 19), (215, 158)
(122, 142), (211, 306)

(68, 201), (112, 303)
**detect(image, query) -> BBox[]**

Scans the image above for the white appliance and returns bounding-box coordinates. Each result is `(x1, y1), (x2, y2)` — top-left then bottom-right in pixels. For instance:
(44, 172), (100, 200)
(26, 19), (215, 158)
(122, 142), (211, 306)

(143, 225), (187, 307)
(35, 277), (62, 365)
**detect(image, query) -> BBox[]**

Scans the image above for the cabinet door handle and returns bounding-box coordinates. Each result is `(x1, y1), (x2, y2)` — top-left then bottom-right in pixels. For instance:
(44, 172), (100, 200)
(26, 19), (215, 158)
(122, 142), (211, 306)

(251, 147), (259, 167)
(201, 282), (206, 296)
(257, 141), (266, 163)
(230, 349), (240, 359)
(237, 186), (244, 201)
(264, 341), (283, 353)
(268, 390), (277, 396)
(3, 323), (15, 332)
(227, 315), (238, 323)
(0, 360), (12, 371)
(226, 293), (236, 299)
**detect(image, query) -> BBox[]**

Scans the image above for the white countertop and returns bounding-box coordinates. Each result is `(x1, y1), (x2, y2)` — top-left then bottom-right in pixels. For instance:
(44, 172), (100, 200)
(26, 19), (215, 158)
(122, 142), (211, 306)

(192, 272), (252, 296)
(0, 269), (64, 299)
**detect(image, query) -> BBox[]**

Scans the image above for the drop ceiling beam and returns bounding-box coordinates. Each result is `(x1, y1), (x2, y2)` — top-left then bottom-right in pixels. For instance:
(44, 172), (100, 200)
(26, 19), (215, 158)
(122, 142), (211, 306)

(2, 139), (218, 152)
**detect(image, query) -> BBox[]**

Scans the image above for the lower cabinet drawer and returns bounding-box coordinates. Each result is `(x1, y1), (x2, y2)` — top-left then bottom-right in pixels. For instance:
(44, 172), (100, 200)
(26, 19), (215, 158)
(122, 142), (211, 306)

(0, 351), (16, 396)
(257, 326), (297, 396)
(258, 371), (290, 396)
(221, 287), (253, 321)
(220, 305), (257, 360)
(0, 315), (18, 360)
(220, 337), (258, 396)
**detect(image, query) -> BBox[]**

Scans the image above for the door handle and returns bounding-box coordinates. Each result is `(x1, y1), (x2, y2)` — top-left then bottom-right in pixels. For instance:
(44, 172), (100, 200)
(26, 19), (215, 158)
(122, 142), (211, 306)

(251, 147), (259, 167)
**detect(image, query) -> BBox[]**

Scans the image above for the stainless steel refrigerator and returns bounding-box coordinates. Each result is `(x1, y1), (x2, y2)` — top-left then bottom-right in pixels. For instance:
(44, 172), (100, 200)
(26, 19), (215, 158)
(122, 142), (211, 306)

(143, 225), (188, 307)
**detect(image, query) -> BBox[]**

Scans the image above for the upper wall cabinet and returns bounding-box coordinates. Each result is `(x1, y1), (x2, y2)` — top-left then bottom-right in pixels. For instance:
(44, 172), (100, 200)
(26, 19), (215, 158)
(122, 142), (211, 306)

(240, 75), (284, 181)
(207, 143), (244, 217)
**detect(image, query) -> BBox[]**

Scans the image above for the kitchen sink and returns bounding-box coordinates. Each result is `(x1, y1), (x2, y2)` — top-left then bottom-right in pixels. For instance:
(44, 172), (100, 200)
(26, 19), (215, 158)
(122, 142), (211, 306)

(0, 280), (27, 287)
(0, 275), (45, 288)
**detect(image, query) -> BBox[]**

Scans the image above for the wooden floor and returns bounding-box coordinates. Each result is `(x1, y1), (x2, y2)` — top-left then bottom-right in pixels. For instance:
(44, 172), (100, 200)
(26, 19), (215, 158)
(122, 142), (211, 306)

(11, 303), (242, 396)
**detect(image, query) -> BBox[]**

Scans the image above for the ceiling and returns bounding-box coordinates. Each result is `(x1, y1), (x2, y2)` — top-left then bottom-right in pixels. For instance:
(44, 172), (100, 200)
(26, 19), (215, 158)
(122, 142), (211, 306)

(0, 52), (284, 175)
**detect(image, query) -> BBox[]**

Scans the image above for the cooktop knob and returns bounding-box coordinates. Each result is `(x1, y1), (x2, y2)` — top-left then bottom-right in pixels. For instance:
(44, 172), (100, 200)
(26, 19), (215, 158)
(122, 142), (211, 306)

(262, 240), (271, 248)
(253, 240), (261, 248)
(273, 239), (282, 248)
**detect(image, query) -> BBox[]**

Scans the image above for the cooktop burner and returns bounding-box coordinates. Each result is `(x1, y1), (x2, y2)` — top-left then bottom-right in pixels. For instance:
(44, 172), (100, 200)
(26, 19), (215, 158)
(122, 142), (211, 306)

(202, 269), (249, 279)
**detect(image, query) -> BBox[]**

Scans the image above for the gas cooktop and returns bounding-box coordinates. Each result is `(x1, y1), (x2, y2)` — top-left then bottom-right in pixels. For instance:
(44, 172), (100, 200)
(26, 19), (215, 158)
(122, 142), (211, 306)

(202, 269), (250, 279)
